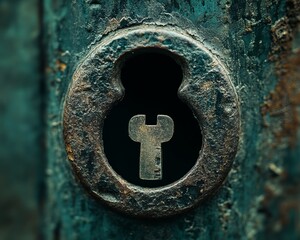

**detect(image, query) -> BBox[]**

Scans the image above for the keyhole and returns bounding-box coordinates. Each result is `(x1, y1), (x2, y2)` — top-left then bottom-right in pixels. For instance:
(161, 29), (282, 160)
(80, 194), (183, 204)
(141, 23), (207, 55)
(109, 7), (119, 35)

(103, 48), (202, 187)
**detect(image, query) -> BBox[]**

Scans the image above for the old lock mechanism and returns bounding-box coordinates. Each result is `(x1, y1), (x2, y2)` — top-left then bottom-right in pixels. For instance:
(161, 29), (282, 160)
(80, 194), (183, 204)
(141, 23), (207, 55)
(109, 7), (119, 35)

(63, 26), (240, 218)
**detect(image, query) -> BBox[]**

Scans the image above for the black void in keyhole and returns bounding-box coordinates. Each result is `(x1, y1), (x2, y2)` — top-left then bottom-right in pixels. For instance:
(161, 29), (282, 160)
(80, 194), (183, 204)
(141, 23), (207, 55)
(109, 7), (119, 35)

(103, 48), (202, 187)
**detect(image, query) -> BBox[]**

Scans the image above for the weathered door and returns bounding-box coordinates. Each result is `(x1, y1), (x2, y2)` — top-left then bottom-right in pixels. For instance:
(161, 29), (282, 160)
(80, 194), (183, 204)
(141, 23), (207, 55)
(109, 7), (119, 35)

(1, 1), (300, 239)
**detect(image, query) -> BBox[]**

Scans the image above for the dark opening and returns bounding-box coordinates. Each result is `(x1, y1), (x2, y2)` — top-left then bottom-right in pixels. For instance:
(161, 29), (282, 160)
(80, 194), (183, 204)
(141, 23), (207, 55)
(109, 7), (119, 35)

(103, 49), (202, 187)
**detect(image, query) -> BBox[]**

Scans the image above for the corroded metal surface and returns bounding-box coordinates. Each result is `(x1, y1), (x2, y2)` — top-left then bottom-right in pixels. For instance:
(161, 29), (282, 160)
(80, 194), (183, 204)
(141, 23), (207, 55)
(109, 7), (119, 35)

(129, 115), (174, 180)
(63, 26), (240, 217)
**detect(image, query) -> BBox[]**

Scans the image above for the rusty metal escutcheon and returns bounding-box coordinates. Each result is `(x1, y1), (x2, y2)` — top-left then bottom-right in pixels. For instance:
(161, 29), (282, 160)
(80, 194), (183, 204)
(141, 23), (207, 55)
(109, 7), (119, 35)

(63, 26), (240, 217)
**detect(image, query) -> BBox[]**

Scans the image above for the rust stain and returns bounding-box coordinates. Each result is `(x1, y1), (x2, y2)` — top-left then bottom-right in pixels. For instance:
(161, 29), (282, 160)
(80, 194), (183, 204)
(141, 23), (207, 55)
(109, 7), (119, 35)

(56, 59), (67, 72)
(66, 144), (75, 161)
(262, 182), (300, 231)
(279, 198), (300, 226)
(261, 0), (300, 147)
(45, 59), (67, 74)
(261, 51), (300, 147)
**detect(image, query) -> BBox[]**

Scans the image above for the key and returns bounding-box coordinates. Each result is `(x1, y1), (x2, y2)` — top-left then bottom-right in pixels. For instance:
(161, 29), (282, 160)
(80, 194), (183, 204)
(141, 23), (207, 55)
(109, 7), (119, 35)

(128, 115), (174, 180)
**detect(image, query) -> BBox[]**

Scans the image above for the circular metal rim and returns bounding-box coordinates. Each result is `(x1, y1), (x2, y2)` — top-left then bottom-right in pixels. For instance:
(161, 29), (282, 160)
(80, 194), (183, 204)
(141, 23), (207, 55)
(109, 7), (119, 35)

(63, 26), (240, 218)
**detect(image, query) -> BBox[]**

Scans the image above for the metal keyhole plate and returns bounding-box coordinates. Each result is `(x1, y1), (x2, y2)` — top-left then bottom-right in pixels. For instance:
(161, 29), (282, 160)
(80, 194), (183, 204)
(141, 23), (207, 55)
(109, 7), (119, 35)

(63, 26), (240, 218)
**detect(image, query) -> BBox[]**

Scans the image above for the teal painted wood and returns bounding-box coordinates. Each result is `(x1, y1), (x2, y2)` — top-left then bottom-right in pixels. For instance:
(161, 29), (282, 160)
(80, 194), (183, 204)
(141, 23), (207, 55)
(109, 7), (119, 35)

(43, 0), (300, 239)
(0, 0), (42, 239)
